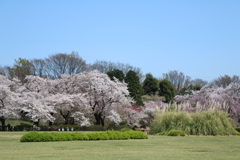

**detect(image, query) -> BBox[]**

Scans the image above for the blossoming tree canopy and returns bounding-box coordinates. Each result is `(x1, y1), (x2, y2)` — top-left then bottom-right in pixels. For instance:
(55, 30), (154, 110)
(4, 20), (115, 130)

(0, 71), (142, 128)
(0, 75), (22, 130)
(18, 75), (56, 124)
(56, 70), (134, 126)
(46, 93), (91, 126)
(174, 83), (240, 123)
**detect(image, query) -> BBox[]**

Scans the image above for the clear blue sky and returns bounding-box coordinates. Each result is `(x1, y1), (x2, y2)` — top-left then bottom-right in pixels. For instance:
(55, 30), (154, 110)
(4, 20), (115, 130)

(0, 0), (239, 81)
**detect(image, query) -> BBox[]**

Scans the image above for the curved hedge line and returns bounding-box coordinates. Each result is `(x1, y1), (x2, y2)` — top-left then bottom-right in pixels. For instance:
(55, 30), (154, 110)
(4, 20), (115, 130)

(20, 130), (148, 142)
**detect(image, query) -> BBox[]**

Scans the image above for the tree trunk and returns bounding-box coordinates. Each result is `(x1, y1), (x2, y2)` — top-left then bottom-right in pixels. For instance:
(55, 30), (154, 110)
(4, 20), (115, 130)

(60, 110), (70, 125)
(64, 119), (69, 125)
(34, 119), (40, 126)
(94, 113), (101, 125)
(94, 113), (105, 126)
(100, 117), (104, 126)
(0, 118), (6, 131)
(49, 112), (54, 126)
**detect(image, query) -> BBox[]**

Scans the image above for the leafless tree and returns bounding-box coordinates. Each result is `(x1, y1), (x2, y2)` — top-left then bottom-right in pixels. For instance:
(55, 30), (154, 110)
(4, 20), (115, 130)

(44, 51), (87, 78)
(161, 70), (209, 94)
(67, 52), (87, 74)
(191, 78), (208, 87)
(161, 70), (190, 94)
(211, 75), (240, 88)
(88, 60), (144, 80)
(31, 59), (47, 77)
(0, 66), (8, 77)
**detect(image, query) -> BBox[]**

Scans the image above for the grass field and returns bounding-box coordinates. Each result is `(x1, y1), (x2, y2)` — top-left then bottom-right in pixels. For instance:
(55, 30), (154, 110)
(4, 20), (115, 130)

(0, 132), (240, 160)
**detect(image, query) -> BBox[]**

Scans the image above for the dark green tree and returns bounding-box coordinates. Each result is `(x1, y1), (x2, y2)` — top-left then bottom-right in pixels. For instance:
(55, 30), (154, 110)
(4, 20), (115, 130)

(9, 58), (33, 83)
(159, 79), (175, 103)
(143, 73), (159, 95)
(179, 84), (202, 95)
(107, 69), (125, 82)
(125, 70), (144, 106)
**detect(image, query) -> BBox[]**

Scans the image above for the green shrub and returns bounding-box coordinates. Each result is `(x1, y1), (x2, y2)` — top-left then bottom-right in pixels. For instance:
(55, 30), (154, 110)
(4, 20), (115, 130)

(168, 130), (186, 136)
(71, 133), (89, 140)
(235, 127), (240, 132)
(106, 130), (117, 140)
(86, 132), (110, 140)
(55, 133), (72, 141)
(20, 132), (74, 142)
(99, 132), (109, 140)
(126, 130), (148, 139)
(20, 130), (147, 142)
(14, 123), (33, 131)
(120, 128), (132, 132)
(105, 130), (130, 140)
(86, 133), (100, 140)
(40, 133), (54, 142)
(70, 132), (86, 140)
(49, 133), (62, 141)
(233, 130), (240, 136)
(20, 131), (41, 142)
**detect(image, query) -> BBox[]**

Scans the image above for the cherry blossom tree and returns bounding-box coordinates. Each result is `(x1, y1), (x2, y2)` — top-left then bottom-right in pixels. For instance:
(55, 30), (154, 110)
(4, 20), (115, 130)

(9, 71), (144, 127)
(17, 75), (56, 125)
(56, 70), (134, 126)
(0, 75), (23, 130)
(175, 83), (240, 124)
(122, 107), (147, 128)
(46, 93), (91, 126)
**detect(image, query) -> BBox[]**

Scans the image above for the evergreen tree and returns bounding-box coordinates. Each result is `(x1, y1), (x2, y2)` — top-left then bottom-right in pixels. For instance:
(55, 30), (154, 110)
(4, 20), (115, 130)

(179, 84), (202, 95)
(143, 73), (159, 95)
(159, 79), (175, 103)
(107, 69), (125, 82)
(10, 58), (33, 84)
(125, 70), (144, 106)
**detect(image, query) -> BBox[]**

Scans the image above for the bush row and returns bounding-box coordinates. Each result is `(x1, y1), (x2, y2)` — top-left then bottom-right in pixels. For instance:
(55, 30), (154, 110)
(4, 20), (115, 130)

(20, 130), (148, 142)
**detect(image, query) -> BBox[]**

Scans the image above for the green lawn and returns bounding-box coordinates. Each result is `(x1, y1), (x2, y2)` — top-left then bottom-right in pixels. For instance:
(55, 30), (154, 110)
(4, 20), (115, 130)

(0, 132), (240, 160)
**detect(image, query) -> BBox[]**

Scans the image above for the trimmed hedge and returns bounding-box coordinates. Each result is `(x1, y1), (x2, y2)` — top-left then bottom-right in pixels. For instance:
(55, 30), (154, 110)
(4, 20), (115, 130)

(125, 130), (148, 139)
(233, 130), (240, 136)
(167, 130), (186, 136)
(235, 127), (240, 132)
(14, 123), (33, 131)
(20, 130), (148, 142)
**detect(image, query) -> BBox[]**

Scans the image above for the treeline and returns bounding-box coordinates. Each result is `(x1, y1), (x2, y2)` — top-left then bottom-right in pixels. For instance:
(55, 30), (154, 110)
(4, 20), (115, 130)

(0, 51), (143, 81)
(0, 51), (239, 104)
